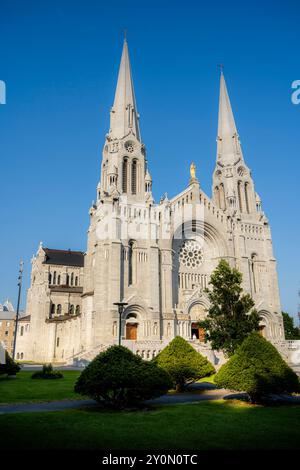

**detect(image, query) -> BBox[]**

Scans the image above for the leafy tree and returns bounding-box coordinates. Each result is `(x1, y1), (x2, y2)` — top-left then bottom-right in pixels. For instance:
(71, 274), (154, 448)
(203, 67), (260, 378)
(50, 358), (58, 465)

(74, 345), (172, 409)
(282, 312), (300, 340)
(153, 336), (215, 392)
(0, 351), (20, 376)
(215, 332), (300, 403)
(199, 259), (260, 356)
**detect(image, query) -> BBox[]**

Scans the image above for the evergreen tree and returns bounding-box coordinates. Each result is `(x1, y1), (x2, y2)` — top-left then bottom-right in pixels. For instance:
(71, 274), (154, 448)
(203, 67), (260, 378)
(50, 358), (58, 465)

(199, 259), (260, 357)
(215, 332), (300, 403)
(282, 312), (300, 340)
(153, 336), (214, 392)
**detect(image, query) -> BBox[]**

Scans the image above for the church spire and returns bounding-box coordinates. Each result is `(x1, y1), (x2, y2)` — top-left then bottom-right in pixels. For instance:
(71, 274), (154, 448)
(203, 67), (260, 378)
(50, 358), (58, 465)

(217, 70), (243, 165)
(109, 38), (141, 141)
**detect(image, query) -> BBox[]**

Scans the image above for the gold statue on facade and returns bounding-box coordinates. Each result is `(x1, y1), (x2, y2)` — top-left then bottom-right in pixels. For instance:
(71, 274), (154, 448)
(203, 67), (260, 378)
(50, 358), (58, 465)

(190, 162), (196, 180)
(189, 162), (198, 184)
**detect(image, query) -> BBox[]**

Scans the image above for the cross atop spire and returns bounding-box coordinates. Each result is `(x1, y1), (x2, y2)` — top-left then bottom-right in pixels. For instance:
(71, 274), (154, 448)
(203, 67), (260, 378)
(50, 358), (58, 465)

(217, 71), (243, 165)
(109, 39), (141, 141)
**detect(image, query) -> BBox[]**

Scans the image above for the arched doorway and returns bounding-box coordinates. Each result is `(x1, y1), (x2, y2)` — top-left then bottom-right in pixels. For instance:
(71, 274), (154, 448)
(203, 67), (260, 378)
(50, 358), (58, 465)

(189, 303), (207, 343)
(123, 310), (140, 340)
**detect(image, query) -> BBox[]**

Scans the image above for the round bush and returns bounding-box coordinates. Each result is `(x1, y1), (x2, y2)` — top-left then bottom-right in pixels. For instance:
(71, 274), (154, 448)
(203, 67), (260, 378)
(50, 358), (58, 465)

(215, 332), (300, 403)
(153, 336), (215, 392)
(74, 345), (172, 408)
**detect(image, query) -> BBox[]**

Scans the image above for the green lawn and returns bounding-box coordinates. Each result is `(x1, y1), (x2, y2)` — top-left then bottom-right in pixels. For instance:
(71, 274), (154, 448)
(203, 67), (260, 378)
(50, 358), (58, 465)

(0, 401), (299, 450)
(0, 371), (82, 404)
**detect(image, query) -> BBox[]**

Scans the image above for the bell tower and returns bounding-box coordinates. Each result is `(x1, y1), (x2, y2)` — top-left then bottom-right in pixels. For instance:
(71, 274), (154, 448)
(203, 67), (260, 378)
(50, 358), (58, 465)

(212, 71), (259, 216)
(98, 38), (152, 204)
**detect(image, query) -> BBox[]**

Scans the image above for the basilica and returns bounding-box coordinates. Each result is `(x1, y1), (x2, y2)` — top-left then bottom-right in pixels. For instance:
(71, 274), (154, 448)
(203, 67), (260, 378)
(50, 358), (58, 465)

(17, 39), (286, 366)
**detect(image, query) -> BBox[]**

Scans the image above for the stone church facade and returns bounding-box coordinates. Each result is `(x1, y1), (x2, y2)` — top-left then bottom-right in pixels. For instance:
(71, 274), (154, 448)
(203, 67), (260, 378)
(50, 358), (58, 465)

(18, 40), (286, 366)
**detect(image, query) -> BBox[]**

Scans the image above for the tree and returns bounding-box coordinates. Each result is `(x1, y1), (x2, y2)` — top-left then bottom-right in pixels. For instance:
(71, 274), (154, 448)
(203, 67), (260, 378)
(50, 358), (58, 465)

(199, 259), (260, 357)
(214, 332), (300, 403)
(282, 312), (300, 340)
(0, 351), (20, 376)
(74, 345), (172, 409)
(153, 336), (215, 392)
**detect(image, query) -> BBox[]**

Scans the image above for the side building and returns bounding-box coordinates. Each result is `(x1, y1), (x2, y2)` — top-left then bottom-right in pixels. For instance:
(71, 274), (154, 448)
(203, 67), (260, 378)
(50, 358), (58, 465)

(23, 246), (84, 363)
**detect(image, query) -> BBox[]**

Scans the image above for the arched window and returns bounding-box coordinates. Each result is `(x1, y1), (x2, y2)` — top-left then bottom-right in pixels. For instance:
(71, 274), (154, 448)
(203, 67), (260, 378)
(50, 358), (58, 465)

(48, 273), (52, 285)
(214, 186), (220, 208)
(56, 337), (60, 347)
(75, 305), (80, 315)
(20, 326), (24, 336)
(219, 183), (226, 209)
(17, 353), (20, 359)
(245, 182), (250, 213)
(66, 274), (69, 286)
(237, 181), (243, 212)
(57, 304), (62, 315)
(250, 253), (259, 293)
(75, 276), (78, 286)
(20, 353), (23, 359)
(122, 158), (128, 193)
(69, 305), (74, 315)
(57, 275), (61, 285)
(53, 271), (57, 285)
(128, 240), (134, 285)
(131, 159), (137, 194)
(70, 273), (74, 286)
(50, 304), (55, 316)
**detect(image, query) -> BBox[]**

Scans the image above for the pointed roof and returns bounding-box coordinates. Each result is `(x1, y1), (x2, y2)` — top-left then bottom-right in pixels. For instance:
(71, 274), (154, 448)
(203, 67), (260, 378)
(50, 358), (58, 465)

(109, 39), (140, 141)
(217, 71), (242, 164)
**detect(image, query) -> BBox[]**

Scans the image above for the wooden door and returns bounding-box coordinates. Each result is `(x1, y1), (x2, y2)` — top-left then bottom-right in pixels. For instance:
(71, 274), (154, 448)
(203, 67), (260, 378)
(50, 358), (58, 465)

(126, 323), (137, 340)
(191, 323), (205, 342)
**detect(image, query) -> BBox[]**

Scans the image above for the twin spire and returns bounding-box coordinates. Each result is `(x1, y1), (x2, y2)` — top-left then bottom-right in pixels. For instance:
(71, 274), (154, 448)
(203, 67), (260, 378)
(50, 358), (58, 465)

(109, 38), (141, 142)
(217, 70), (243, 165)
(109, 39), (242, 167)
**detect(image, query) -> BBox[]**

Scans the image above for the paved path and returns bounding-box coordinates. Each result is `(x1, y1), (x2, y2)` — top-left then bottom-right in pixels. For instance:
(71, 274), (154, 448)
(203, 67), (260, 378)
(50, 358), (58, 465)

(0, 382), (299, 415)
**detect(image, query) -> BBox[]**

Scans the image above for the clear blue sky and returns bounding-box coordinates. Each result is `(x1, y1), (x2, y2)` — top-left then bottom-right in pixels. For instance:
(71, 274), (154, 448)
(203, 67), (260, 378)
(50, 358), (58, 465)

(0, 0), (299, 320)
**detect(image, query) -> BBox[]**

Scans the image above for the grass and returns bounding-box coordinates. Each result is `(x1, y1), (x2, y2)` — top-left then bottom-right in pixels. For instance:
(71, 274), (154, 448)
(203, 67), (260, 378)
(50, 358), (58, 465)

(0, 371), (82, 404)
(0, 400), (300, 450)
(198, 374), (216, 383)
(0, 371), (217, 404)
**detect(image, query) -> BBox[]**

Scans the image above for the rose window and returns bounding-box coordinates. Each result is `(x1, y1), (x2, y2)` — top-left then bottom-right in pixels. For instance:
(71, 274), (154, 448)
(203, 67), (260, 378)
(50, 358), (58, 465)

(179, 240), (203, 268)
(125, 141), (135, 153)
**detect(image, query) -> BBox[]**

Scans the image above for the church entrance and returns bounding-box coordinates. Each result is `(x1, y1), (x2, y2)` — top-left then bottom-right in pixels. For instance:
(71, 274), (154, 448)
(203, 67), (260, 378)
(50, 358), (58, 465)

(126, 323), (138, 340)
(191, 322), (205, 342)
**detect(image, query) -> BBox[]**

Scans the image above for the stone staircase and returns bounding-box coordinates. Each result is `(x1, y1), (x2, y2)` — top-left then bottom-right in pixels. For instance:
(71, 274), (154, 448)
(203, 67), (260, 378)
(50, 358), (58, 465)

(66, 344), (107, 366)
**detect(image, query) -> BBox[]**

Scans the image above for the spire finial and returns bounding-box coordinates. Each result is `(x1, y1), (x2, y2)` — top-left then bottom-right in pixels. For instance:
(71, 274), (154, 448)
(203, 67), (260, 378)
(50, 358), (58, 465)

(218, 64), (224, 75)
(110, 36), (140, 141)
(124, 29), (127, 42)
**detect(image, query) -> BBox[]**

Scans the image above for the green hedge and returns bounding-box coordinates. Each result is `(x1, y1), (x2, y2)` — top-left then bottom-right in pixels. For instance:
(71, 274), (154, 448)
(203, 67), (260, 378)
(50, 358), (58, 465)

(75, 345), (172, 408)
(0, 351), (20, 376)
(215, 332), (300, 403)
(153, 336), (215, 392)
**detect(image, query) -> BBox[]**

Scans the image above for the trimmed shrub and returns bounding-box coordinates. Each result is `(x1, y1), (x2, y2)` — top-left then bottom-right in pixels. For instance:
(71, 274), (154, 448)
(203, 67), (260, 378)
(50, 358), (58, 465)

(0, 351), (20, 376)
(215, 332), (300, 403)
(153, 336), (215, 392)
(31, 364), (63, 379)
(74, 345), (172, 408)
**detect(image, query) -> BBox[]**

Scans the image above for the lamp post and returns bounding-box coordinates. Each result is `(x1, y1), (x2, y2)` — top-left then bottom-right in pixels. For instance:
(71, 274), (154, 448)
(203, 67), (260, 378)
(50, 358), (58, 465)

(113, 301), (128, 346)
(12, 260), (24, 360)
